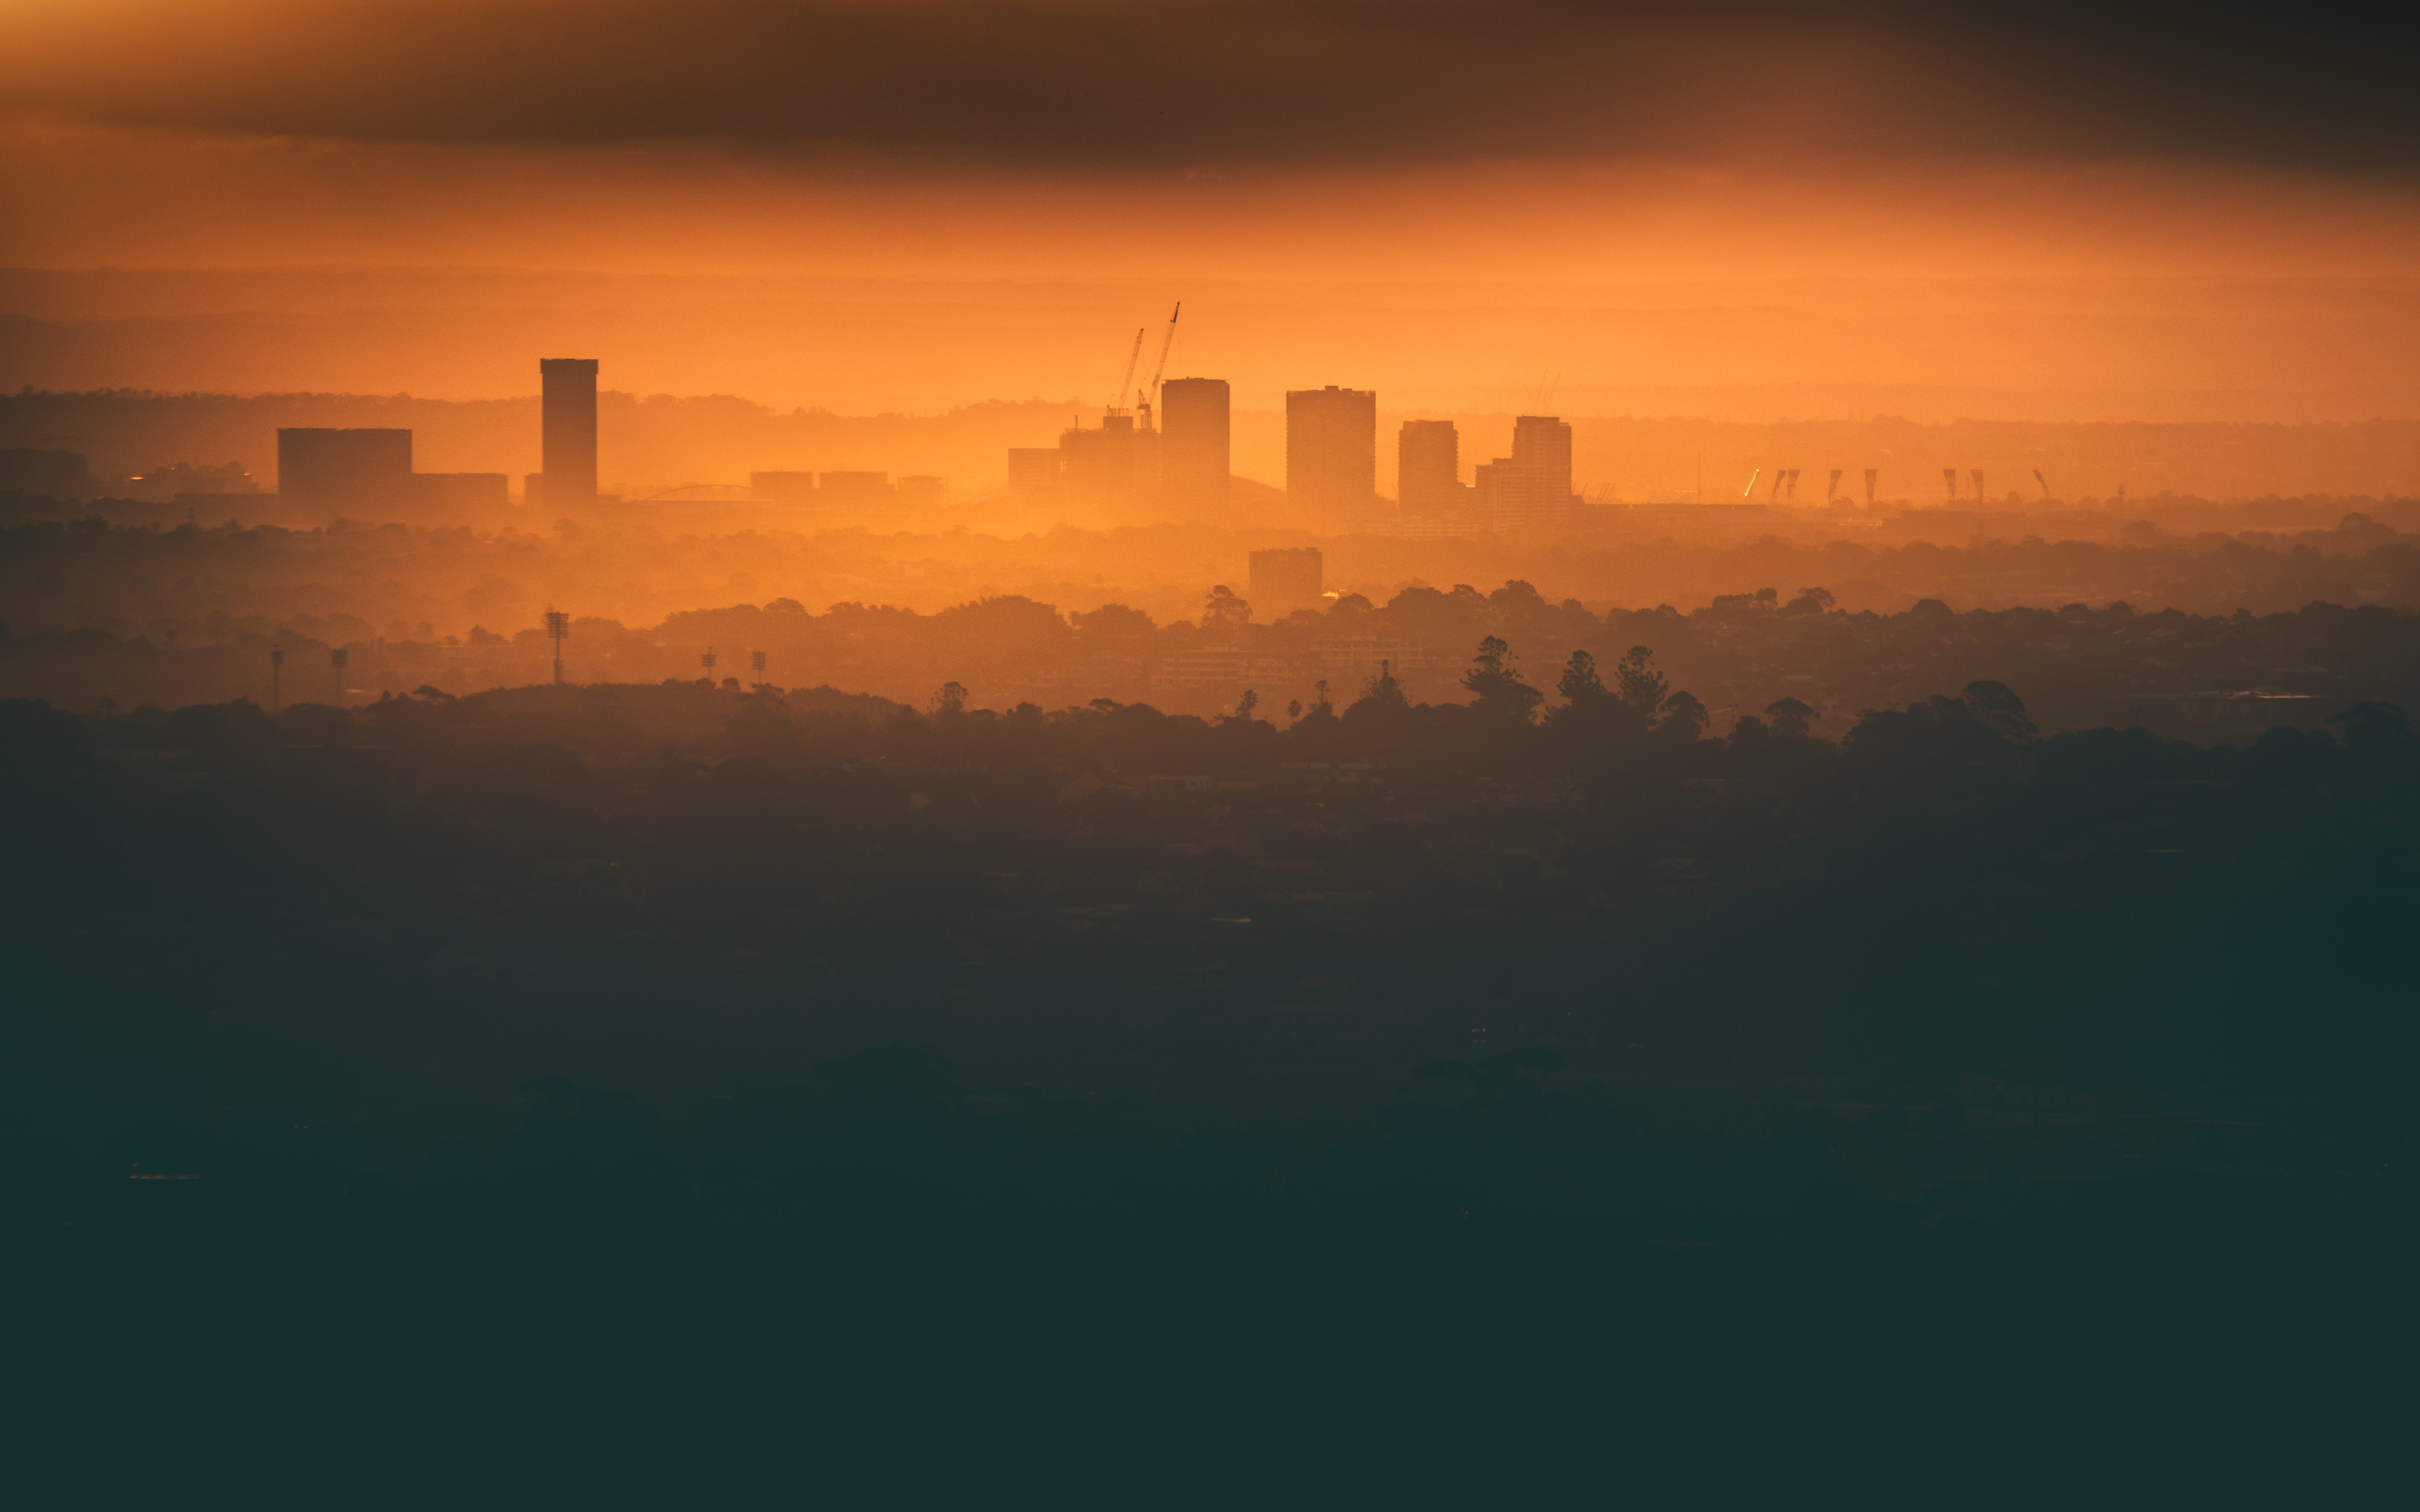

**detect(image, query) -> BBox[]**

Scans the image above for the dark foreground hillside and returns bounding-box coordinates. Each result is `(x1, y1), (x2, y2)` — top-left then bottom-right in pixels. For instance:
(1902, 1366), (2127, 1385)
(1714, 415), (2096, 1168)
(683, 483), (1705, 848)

(6, 674), (2409, 1497)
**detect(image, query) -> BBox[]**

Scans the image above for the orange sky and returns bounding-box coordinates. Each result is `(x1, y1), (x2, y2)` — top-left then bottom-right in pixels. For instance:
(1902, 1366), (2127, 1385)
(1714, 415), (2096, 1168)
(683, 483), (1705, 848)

(4, 1), (2416, 420)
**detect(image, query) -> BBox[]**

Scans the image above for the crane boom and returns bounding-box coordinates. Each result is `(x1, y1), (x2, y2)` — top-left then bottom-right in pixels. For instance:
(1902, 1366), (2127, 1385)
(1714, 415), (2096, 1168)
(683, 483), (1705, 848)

(1108, 326), (1144, 416)
(1143, 302), (1181, 413)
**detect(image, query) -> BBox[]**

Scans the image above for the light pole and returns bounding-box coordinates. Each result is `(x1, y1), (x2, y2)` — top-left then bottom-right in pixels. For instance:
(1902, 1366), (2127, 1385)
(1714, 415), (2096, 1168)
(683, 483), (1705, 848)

(545, 609), (570, 685)
(270, 646), (284, 713)
(330, 647), (348, 707)
(750, 650), (766, 688)
(701, 646), (718, 683)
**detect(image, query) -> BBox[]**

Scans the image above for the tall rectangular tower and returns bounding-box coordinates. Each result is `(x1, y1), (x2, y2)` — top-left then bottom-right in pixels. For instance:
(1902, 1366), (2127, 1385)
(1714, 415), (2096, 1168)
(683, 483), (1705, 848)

(1480, 414), (1576, 533)
(1160, 377), (1230, 517)
(540, 358), (598, 506)
(1286, 385), (1376, 533)
(1510, 414), (1573, 499)
(1398, 419), (1459, 515)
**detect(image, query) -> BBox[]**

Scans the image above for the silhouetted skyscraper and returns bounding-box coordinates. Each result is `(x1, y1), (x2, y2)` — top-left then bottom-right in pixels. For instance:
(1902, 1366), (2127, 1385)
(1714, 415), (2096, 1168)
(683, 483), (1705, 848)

(1060, 414), (1137, 516)
(1398, 419), (1459, 515)
(1160, 377), (1230, 517)
(277, 428), (411, 508)
(1286, 385), (1376, 532)
(1512, 415), (1572, 498)
(540, 358), (598, 506)
(1476, 415), (1575, 533)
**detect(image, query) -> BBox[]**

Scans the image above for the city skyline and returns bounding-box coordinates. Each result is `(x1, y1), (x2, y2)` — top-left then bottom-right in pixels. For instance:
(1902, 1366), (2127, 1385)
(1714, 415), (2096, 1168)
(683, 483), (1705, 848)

(2, 6), (2408, 1487)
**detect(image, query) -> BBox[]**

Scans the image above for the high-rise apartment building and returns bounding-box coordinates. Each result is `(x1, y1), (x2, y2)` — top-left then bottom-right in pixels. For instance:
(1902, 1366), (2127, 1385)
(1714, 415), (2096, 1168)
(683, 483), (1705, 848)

(1512, 415), (1572, 498)
(1060, 414), (1138, 515)
(1398, 419), (1460, 515)
(1476, 414), (1576, 533)
(1286, 385), (1377, 532)
(277, 428), (411, 508)
(539, 357), (598, 507)
(1160, 377), (1230, 517)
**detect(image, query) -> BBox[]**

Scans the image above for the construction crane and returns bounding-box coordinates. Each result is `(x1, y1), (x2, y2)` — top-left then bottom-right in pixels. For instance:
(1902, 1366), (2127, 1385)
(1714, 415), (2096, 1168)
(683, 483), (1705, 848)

(1136, 302), (1181, 430)
(1106, 326), (1145, 418)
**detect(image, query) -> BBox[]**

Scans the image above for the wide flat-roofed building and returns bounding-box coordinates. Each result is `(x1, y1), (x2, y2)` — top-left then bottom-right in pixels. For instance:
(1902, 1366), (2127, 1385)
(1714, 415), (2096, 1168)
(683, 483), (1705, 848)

(1006, 448), (1060, 504)
(751, 471), (816, 502)
(278, 428), (411, 509)
(1248, 547), (1324, 617)
(818, 471), (892, 509)
(0, 448), (98, 499)
(410, 473), (508, 514)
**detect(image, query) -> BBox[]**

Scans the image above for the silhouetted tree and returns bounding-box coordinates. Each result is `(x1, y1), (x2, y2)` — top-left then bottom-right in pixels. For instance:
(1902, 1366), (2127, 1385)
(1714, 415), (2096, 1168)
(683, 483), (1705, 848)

(929, 681), (968, 716)
(1202, 585), (1252, 634)
(1464, 636), (1544, 722)
(1358, 662), (1409, 712)
(1614, 646), (1669, 717)
(1962, 680), (2036, 743)
(1556, 648), (1609, 705)
(1658, 690), (1708, 738)
(1766, 696), (1816, 737)
(2328, 700), (2414, 754)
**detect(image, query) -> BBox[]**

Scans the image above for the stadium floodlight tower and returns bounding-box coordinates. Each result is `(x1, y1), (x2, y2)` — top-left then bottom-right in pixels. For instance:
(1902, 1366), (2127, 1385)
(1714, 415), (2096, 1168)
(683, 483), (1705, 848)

(701, 647), (718, 682)
(270, 646), (284, 713)
(330, 647), (348, 707)
(750, 650), (767, 687)
(545, 609), (570, 685)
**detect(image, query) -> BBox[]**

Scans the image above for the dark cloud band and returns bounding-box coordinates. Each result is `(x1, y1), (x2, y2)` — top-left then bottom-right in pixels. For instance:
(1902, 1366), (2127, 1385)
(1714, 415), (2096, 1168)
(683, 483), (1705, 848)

(3, 0), (2410, 172)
